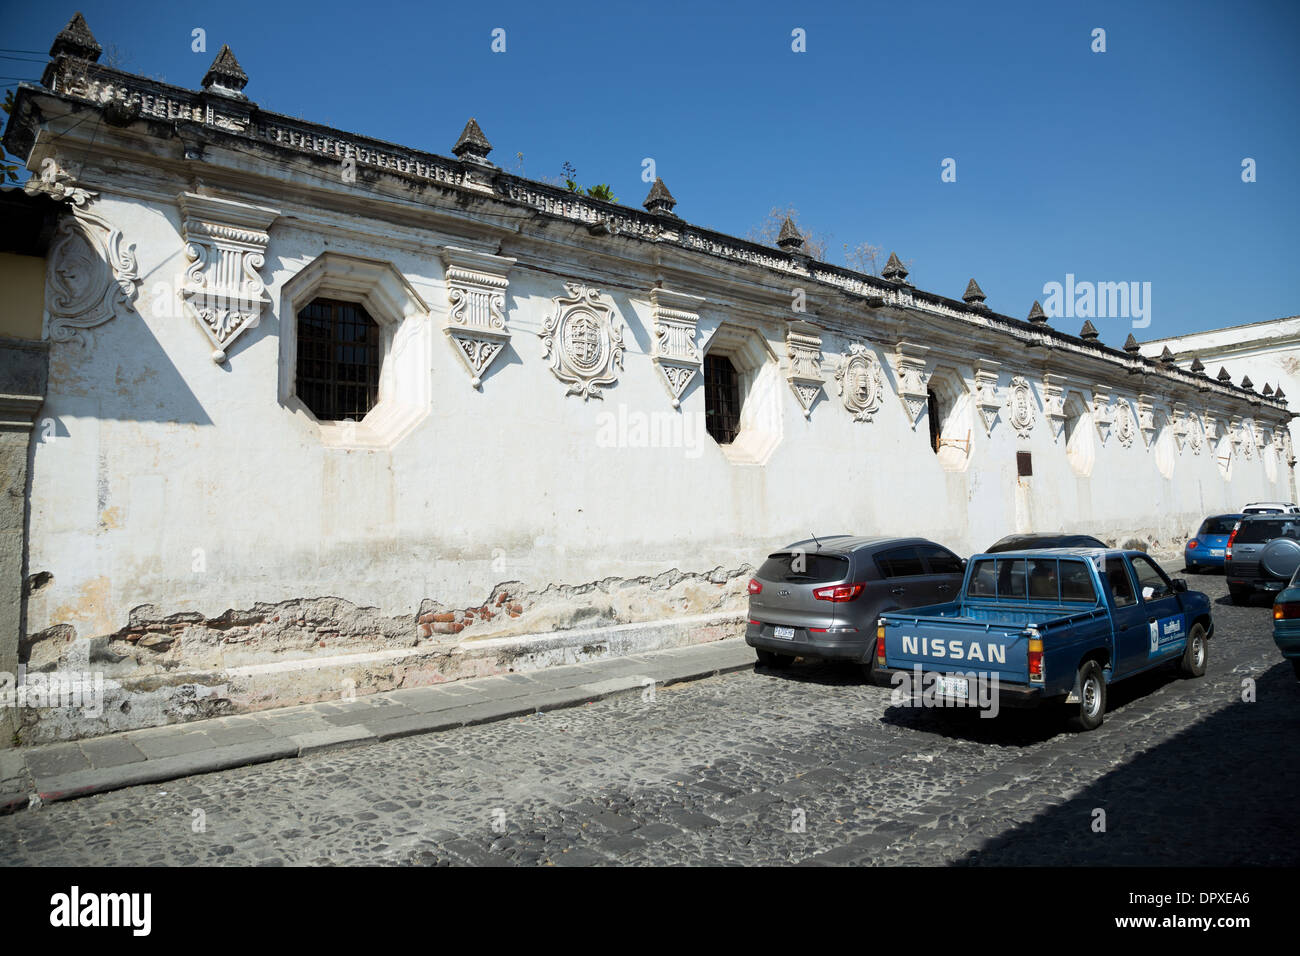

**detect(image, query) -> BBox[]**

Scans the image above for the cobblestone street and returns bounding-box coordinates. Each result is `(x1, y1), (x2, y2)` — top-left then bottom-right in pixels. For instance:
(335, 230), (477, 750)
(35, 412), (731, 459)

(2, 573), (1295, 867)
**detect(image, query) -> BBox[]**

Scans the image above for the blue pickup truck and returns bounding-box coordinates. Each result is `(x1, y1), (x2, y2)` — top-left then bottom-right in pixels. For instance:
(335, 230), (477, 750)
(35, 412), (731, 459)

(873, 549), (1213, 730)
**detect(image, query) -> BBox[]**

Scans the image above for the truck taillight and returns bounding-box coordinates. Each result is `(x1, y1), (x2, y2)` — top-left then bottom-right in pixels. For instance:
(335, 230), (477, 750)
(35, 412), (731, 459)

(1226, 528), (1238, 560)
(876, 624), (886, 666)
(1275, 602), (1300, 620)
(1027, 633), (1044, 684)
(813, 583), (864, 602)
(748, 578), (762, 595)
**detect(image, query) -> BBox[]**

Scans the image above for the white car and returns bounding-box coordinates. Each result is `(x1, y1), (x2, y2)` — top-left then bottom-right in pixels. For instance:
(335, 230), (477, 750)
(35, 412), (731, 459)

(1243, 501), (1300, 515)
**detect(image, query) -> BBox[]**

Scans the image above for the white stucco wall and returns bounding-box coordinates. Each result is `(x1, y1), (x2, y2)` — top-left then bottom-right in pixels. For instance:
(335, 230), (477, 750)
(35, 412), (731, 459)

(22, 188), (1293, 647)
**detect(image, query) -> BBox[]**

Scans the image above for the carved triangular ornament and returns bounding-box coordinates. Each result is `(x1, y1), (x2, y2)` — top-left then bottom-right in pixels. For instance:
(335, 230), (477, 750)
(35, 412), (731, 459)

(450, 335), (504, 385)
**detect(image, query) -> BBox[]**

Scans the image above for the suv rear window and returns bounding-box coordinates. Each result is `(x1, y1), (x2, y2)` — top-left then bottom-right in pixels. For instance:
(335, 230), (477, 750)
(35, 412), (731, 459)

(757, 552), (849, 584)
(1198, 516), (1239, 535)
(1234, 519), (1300, 544)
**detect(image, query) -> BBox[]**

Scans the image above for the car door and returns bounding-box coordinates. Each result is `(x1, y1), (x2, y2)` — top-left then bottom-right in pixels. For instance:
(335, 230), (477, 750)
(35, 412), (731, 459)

(914, 544), (965, 606)
(1128, 554), (1188, 668)
(1102, 558), (1148, 677)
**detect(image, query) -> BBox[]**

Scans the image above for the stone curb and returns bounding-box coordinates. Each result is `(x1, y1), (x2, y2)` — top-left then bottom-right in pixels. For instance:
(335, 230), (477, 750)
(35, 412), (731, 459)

(2, 638), (757, 813)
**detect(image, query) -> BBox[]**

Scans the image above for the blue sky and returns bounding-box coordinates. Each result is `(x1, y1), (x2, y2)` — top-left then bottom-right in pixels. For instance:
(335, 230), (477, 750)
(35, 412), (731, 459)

(2, 0), (1297, 340)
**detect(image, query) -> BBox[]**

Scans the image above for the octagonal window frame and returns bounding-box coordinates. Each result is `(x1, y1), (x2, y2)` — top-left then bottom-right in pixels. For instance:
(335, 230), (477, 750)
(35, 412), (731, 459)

(279, 252), (432, 449)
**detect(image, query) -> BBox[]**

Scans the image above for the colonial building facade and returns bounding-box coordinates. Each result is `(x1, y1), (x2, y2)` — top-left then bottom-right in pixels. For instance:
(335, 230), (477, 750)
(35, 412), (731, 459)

(1140, 316), (1300, 502)
(2, 16), (1292, 742)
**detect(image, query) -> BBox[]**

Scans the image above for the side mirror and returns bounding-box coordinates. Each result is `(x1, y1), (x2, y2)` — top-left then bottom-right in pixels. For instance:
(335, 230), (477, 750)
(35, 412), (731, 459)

(1172, 578), (1188, 593)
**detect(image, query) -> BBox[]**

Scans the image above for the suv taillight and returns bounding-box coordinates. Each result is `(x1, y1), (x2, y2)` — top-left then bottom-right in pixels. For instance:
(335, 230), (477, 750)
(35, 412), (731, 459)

(747, 578), (762, 595)
(1275, 602), (1300, 620)
(813, 583), (863, 602)
(1226, 528), (1238, 560)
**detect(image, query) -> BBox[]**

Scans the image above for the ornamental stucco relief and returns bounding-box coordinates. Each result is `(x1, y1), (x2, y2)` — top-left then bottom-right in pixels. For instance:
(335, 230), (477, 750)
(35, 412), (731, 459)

(540, 282), (624, 400)
(649, 287), (704, 408)
(441, 246), (516, 388)
(1115, 400), (1137, 448)
(1007, 376), (1035, 439)
(785, 320), (825, 418)
(32, 159), (140, 346)
(178, 192), (280, 363)
(834, 343), (884, 423)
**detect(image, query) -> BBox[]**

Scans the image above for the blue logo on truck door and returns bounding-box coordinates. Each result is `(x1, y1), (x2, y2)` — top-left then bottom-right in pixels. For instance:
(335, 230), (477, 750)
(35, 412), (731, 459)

(1149, 615), (1185, 656)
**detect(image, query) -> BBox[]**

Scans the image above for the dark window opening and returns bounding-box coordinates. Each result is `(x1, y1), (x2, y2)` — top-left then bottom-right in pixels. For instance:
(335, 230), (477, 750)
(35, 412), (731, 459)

(1017, 451), (1033, 477)
(927, 389), (942, 452)
(296, 298), (381, 421)
(704, 354), (741, 444)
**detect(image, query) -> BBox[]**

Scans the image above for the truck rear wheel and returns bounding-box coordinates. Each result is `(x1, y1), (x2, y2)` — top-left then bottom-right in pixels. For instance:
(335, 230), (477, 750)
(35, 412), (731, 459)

(756, 649), (794, 669)
(1177, 623), (1208, 678)
(1066, 660), (1106, 732)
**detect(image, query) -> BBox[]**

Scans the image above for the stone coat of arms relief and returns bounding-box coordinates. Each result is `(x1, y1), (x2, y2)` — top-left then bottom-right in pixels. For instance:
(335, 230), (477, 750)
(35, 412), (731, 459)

(540, 282), (625, 400)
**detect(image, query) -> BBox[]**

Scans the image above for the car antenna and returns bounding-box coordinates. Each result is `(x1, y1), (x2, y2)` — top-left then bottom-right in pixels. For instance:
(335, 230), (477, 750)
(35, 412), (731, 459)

(810, 531), (821, 550)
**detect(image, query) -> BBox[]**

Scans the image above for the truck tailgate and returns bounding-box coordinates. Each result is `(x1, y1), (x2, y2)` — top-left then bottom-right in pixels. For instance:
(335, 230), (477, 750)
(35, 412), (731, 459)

(882, 616), (1030, 684)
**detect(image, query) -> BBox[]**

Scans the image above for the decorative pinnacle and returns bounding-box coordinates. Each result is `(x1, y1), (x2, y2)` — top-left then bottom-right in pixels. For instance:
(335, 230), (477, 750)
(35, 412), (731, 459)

(202, 45), (248, 97)
(1123, 333), (1140, 353)
(452, 118), (493, 164)
(1159, 346), (1176, 364)
(882, 252), (908, 283)
(642, 177), (677, 216)
(962, 279), (987, 308)
(1241, 375), (1254, 390)
(1190, 356), (1205, 373)
(1217, 366), (1232, 382)
(1079, 320), (1099, 341)
(1027, 301), (1048, 324)
(776, 216), (803, 252)
(50, 12), (102, 61)
(1276, 386), (1287, 401)
(1263, 383), (1274, 397)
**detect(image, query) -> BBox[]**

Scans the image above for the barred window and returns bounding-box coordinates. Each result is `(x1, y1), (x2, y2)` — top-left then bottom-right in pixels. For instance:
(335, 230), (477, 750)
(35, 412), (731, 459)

(296, 299), (380, 421)
(927, 388), (942, 452)
(704, 354), (741, 444)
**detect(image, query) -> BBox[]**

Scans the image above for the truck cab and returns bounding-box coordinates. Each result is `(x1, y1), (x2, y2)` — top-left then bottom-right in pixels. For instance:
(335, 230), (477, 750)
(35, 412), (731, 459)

(874, 549), (1213, 730)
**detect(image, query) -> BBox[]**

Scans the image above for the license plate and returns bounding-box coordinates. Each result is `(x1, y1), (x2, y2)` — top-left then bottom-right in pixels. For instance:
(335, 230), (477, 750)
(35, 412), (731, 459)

(1209, 549), (1224, 556)
(936, 675), (969, 699)
(773, 626), (795, 640)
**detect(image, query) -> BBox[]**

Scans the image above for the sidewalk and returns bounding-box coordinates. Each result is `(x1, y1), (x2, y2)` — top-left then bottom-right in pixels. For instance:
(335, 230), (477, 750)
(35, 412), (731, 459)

(0, 638), (756, 814)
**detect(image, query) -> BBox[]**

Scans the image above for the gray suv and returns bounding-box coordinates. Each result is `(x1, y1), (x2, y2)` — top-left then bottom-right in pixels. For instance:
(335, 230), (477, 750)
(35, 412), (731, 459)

(746, 535), (966, 679)
(1225, 514), (1300, 603)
